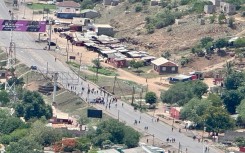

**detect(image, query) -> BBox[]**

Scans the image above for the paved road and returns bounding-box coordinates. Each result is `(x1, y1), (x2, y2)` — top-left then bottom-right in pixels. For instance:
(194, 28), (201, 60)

(0, 2), (223, 153)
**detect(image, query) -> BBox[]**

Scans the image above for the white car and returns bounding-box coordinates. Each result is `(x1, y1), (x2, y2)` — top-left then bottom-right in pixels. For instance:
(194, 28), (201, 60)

(54, 20), (60, 25)
(47, 1), (55, 4)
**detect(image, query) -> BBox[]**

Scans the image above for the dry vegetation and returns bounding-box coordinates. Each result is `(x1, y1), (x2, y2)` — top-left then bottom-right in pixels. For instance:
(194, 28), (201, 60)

(95, 2), (245, 57)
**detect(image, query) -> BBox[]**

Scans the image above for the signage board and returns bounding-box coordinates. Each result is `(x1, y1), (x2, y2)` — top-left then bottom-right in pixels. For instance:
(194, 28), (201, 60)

(69, 56), (76, 60)
(87, 109), (102, 118)
(0, 20), (46, 32)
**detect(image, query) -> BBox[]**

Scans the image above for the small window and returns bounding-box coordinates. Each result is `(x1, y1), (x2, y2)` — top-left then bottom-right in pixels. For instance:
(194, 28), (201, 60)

(162, 67), (166, 71)
(171, 67), (176, 71)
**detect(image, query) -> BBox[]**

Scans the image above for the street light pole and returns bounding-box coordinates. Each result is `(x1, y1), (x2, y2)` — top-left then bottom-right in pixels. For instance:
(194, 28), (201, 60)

(118, 110), (119, 121)
(22, 0), (26, 19)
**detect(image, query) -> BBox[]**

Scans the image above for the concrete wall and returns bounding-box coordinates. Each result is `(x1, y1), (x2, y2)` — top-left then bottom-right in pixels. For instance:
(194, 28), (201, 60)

(97, 27), (114, 36)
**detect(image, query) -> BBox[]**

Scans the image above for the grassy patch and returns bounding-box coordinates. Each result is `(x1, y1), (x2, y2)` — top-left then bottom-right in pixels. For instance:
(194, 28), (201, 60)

(66, 61), (80, 68)
(78, 71), (147, 100)
(45, 90), (111, 126)
(27, 3), (56, 10)
(123, 66), (159, 78)
(15, 64), (30, 76)
(88, 66), (118, 76)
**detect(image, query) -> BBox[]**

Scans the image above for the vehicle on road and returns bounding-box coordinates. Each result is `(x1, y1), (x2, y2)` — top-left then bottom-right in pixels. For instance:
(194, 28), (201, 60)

(30, 65), (37, 70)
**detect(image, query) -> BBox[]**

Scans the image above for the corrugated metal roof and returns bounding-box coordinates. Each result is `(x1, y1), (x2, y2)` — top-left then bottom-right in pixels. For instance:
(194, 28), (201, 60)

(151, 57), (169, 66)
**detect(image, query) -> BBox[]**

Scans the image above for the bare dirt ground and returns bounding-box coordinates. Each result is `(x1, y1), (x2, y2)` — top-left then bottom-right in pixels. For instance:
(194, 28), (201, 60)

(96, 3), (245, 56)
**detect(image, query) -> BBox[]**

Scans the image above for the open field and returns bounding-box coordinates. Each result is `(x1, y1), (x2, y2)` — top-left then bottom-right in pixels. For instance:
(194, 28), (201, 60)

(44, 90), (112, 125)
(27, 3), (56, 10)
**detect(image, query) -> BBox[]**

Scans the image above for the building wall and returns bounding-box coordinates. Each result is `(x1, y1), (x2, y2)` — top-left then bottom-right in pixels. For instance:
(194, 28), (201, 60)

(170, 107), (180, 119)
(82, 12), (99, 19)
(57, 13), (80, 19)
(158, 65), (178, 74)
(57, 6), (80, 13)
(97, 27), (114, 36)
(103, 0), (112, 5)
(220, 2), (236, 15)
(204, 5), (215, 14)
(209, 0), (224, 6)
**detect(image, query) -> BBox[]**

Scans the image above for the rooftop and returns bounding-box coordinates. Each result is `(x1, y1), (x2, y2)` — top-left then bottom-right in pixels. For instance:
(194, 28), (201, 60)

(80, 9), (98, 13)
(56, 1), (81, 8)
(151, 57), (171, 66)
(94, 24), (113, 28)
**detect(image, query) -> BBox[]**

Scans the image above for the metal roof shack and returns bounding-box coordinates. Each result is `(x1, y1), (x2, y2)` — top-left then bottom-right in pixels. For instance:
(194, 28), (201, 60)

(126, 51), (148, 58)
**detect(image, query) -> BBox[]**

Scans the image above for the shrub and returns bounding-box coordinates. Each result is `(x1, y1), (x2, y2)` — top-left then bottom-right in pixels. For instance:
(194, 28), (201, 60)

(155, 21), (164, 29)
(135, 5), (142, 12)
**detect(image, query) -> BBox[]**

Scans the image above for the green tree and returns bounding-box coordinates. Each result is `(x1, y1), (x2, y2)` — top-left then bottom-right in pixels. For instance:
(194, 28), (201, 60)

(207, 93), (223, 107)
(15, 91), (53, 120)
(6, 137), (43, 153)
(204, 106), (235, 132)
(237, 99), (245, 123)
(28, 120), (62, 146)
(224, 72), (244, 90)
(0, 90), (10, 106)
(0, 128), (29, 145)
(191, 80), (208, 98)
(141, 0), (148, 5)
(135, 5), (142, 12)
(145, 92), (157, 105)
(235, 137), (245, 147)
(221, 90), (242, 114)
(200, 37), (213, 48)
(123, 126), (140, 148)
(0, 116), (25, 134)
(90, 119), (140, 148)
(161, 80), (208, 106)
(180, 98), (212, 125)
(80, 0), (94, 9)
(75, 137), (91, 152)
(215, 38), (228, 50)
(234, 38), (245, 48)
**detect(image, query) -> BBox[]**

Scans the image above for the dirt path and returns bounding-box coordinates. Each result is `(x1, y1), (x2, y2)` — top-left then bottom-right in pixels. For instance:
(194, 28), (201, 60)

(234, 15), (245, 37)
(202, 57), (235, 72)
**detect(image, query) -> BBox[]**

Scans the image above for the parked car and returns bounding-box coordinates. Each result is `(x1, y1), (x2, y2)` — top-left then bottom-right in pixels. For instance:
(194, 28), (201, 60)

(47, 42), (56, 46)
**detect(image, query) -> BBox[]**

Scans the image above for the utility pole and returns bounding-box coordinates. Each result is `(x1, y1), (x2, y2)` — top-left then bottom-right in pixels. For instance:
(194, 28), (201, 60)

(79, 54), (82, 74)
(118, 110), (119, 121)
(131, 86), (135, 105)
(152, 134), (155, 146)
(46, 62), (49, 74)
(66, 40), (69, 62)
(22, 0), (26, 19)
(52, 73), (58, 103)
(48, 20), (52, 50)
(139, 87), (143, 109)
(112, 75), (117, 94)
(96, 53), (99, 82)
(178, 142), (181, 153)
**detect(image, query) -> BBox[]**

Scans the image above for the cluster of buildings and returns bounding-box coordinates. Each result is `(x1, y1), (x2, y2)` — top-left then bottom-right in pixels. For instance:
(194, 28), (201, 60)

(204, 0), (236, 15)
(55, 0), (120, 19)
(53, 1), (182, 73)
